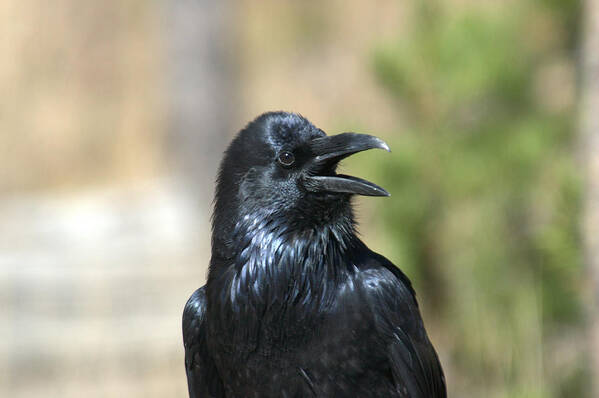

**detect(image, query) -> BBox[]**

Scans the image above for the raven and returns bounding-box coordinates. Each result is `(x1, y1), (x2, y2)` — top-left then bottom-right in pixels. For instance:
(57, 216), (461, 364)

(183, 112), (446, 397)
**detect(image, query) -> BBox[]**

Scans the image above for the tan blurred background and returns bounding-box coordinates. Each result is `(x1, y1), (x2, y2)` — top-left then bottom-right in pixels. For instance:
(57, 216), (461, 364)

(0, 1), (405, 397)
(1, 0), (596, 397)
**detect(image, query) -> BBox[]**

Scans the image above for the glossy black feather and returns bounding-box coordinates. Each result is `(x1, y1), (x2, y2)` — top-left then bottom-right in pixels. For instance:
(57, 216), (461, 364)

(182, 112), (446, 397)
(182, 288), (224, 398)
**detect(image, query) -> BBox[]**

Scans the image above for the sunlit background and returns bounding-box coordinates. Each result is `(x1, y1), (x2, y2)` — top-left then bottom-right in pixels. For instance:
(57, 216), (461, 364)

(1, 0), (595, 397)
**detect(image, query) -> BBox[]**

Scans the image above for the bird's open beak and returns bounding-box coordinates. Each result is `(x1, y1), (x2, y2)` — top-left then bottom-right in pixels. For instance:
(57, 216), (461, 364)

(304, 133), (390, 197)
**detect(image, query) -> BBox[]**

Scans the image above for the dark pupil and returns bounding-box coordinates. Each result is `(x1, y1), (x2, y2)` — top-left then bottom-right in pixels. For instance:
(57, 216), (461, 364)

(279, 152), (295, 165)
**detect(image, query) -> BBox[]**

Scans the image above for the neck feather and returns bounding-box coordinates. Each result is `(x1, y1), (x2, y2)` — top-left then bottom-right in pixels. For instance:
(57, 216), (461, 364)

(208, 202), (359, 312)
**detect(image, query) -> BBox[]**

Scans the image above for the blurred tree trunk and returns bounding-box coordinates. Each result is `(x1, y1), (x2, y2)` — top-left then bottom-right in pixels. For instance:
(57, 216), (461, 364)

(164, 0), (236, 205)
(581, 0), (599, 394)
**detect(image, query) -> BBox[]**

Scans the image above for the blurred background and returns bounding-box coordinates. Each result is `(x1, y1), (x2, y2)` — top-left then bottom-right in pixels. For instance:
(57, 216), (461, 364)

(1, 0), (596, 397)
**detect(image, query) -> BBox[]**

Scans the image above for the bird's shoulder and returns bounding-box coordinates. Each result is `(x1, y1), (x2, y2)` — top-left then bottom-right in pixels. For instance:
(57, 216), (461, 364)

(351, 250), (447, 397)
(183, 286), (225, 398)
(183, 286), (207, 348)
(352, 249), (418, 309)
(339, 248), (425, 343)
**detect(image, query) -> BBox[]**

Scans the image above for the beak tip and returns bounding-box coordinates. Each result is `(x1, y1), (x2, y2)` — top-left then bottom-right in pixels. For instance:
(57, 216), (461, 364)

(374, 137), (391, 153)
(367, 185), (391, 197)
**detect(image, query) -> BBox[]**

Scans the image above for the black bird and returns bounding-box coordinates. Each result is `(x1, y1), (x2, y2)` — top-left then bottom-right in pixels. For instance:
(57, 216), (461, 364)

(183, 112), (446, 397)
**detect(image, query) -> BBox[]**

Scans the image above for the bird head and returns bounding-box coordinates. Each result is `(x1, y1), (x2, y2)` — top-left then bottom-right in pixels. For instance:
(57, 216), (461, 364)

(212, 112), (389, 252)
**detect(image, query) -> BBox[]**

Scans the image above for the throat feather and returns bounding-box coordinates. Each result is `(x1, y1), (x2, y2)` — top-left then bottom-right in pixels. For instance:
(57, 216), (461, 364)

(227, 212), (355, 313)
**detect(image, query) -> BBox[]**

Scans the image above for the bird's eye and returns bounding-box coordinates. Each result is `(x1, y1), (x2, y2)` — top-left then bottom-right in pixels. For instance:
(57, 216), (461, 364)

(277, 151), (295, 167)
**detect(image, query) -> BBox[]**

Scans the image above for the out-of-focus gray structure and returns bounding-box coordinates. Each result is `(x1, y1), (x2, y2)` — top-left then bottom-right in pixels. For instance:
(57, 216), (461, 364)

(582, 0), (599, 395)
(164, 0), (236, 200)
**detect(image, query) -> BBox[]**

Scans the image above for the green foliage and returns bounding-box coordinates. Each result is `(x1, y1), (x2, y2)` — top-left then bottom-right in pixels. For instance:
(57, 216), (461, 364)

(371, 0), (585, 396)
